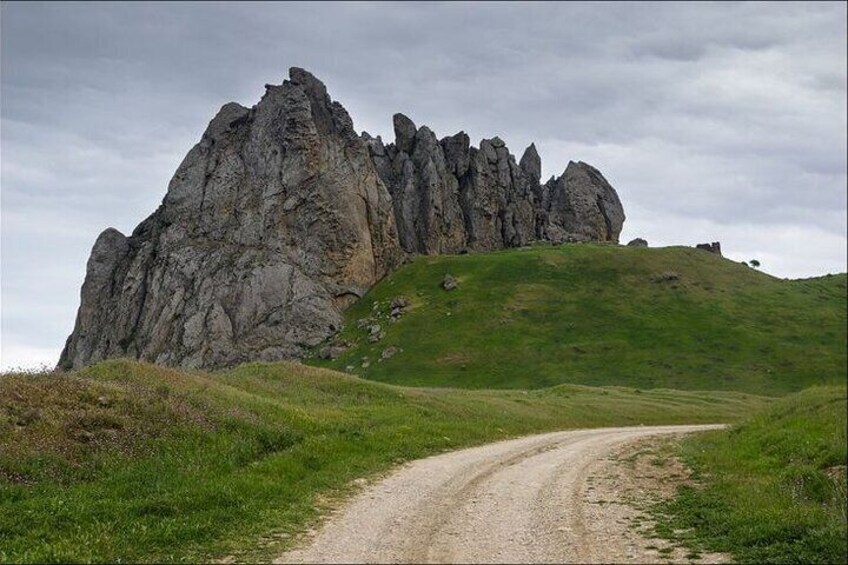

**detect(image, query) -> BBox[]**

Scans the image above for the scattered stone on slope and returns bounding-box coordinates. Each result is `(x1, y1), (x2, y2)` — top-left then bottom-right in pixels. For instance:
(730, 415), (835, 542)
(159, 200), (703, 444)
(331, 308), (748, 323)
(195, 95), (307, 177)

(318, 343), (348, 360)
(652, 272), (681, 283)
(442, 274), (458, 291)
(389, 296), (409, 320)
(367, 323), (384, 343)
(696, 242), (722, 256)
(381, 346), (399, 360)
(627, 238), (648, 247)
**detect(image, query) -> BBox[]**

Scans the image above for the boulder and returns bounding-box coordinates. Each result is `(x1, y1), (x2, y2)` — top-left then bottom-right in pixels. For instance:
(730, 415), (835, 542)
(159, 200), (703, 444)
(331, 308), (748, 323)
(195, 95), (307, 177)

(318, 344), (348, 360)
(381, 346), (399, 360)
(539, 162), (625, 243)
(652, 272), (681, 283)
(390, 296), (409, 309)
(695, 242), (722, 256)
(627, 238), (648, 247)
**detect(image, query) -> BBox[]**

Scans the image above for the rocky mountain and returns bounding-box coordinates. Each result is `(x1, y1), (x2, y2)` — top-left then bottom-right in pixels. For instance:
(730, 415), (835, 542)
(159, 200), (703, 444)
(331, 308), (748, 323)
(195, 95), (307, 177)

(59, 68), (625, 370)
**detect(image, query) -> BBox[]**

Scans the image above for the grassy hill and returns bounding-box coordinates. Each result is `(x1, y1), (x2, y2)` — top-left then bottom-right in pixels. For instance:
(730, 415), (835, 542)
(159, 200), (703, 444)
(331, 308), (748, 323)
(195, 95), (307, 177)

(0, 360), (766, 563)
(310, 244), (847, 395)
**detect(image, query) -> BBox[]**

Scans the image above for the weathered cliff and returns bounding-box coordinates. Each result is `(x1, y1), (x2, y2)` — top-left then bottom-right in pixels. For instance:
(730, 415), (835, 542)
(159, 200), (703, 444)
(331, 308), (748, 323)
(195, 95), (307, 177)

(60, 68), (625, 370)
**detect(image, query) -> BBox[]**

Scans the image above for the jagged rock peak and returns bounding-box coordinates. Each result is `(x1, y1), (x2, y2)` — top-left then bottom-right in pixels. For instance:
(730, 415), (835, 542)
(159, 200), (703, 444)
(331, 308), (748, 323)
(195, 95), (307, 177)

(393, 113), (417, 154)
(60, 67), (626, 371)
(288, 66), (328, 95)
(519, 143), (541, 182)
(366, 114), (625, 252)
(204, 102), (250, 141)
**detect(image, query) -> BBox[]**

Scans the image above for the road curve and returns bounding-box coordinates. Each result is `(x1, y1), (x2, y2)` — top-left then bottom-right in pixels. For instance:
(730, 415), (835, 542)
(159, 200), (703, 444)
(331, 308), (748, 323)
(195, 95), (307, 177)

(276, 425), (722, 564)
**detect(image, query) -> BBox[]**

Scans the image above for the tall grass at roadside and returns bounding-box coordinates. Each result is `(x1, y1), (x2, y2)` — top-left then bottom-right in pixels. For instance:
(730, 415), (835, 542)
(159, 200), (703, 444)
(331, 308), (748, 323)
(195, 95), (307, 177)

(652, 385), (847, 563)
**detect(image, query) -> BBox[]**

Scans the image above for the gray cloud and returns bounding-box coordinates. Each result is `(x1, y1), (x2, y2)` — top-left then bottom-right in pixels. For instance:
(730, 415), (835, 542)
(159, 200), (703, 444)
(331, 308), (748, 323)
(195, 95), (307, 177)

(2, 1), (845, 369)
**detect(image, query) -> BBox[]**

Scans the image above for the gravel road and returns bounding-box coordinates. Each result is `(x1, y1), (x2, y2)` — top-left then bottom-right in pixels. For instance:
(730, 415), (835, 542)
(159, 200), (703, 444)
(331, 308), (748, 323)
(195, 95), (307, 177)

(276, 425), (722, 564)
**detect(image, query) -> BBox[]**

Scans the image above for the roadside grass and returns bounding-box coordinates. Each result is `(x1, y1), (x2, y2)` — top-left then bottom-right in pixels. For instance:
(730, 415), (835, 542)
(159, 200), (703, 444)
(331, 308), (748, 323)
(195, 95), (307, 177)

(310, 244), (847, 395)
(650, 385), (847, 564)
(1, 359), (767, 563)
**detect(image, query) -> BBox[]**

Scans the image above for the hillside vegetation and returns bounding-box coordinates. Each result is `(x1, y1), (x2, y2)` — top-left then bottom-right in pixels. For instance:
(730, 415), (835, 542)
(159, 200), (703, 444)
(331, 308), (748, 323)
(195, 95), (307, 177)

(311, 245), (847, 394)
(655, 384), (847, 563)
(0, 360), (765, 563)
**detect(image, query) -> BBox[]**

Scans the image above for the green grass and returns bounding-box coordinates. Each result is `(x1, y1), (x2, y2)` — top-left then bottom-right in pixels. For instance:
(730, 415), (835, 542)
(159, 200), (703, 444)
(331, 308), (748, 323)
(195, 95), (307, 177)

(652, 385), (847, 563)
(0, 359), (767, 563)
(309, 244), (847, 395)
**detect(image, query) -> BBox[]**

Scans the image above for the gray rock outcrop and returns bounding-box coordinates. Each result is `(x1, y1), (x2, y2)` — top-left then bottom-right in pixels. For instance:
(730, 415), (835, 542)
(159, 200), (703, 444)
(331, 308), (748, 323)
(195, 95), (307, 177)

(695, 242), (722, 256)
(365, 115), (624, 253)
(59, 68), (401, 370)
(627, 238), (648, 247)
(60, 68), (626, 371)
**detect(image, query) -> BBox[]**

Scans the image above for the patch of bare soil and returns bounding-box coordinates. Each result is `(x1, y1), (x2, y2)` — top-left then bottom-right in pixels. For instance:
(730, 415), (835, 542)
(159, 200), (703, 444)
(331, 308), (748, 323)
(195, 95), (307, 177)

(583, 435), (731, 564)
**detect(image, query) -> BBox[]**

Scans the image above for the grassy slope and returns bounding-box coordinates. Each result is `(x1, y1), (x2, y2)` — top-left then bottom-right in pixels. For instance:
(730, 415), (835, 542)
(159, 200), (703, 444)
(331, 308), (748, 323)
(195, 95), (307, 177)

(311, 245), (847, 394)
(0, 360), (766, 563)
(654, 385), (847, 564)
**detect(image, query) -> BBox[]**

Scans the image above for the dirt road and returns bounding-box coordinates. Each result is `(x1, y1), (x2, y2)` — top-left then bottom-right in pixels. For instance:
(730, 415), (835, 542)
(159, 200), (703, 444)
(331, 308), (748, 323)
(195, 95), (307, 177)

(276, 425), (723, 564)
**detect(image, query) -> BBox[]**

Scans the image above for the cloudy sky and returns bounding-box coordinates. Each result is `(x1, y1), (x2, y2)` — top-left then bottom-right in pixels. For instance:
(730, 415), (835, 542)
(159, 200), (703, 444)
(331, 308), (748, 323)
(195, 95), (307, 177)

(1, 1), (846, 370)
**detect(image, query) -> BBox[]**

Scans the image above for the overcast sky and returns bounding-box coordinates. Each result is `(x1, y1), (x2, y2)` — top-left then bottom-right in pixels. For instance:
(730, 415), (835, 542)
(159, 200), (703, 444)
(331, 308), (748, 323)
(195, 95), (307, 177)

(1, 1), (846, 371)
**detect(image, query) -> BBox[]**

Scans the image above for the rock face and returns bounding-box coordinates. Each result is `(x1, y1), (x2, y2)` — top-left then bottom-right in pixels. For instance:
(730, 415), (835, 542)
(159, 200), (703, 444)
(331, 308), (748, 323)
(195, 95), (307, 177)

(365, 115), (624, 253)
(60, 68), (626, 371)
(59, 68), (401, 370)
